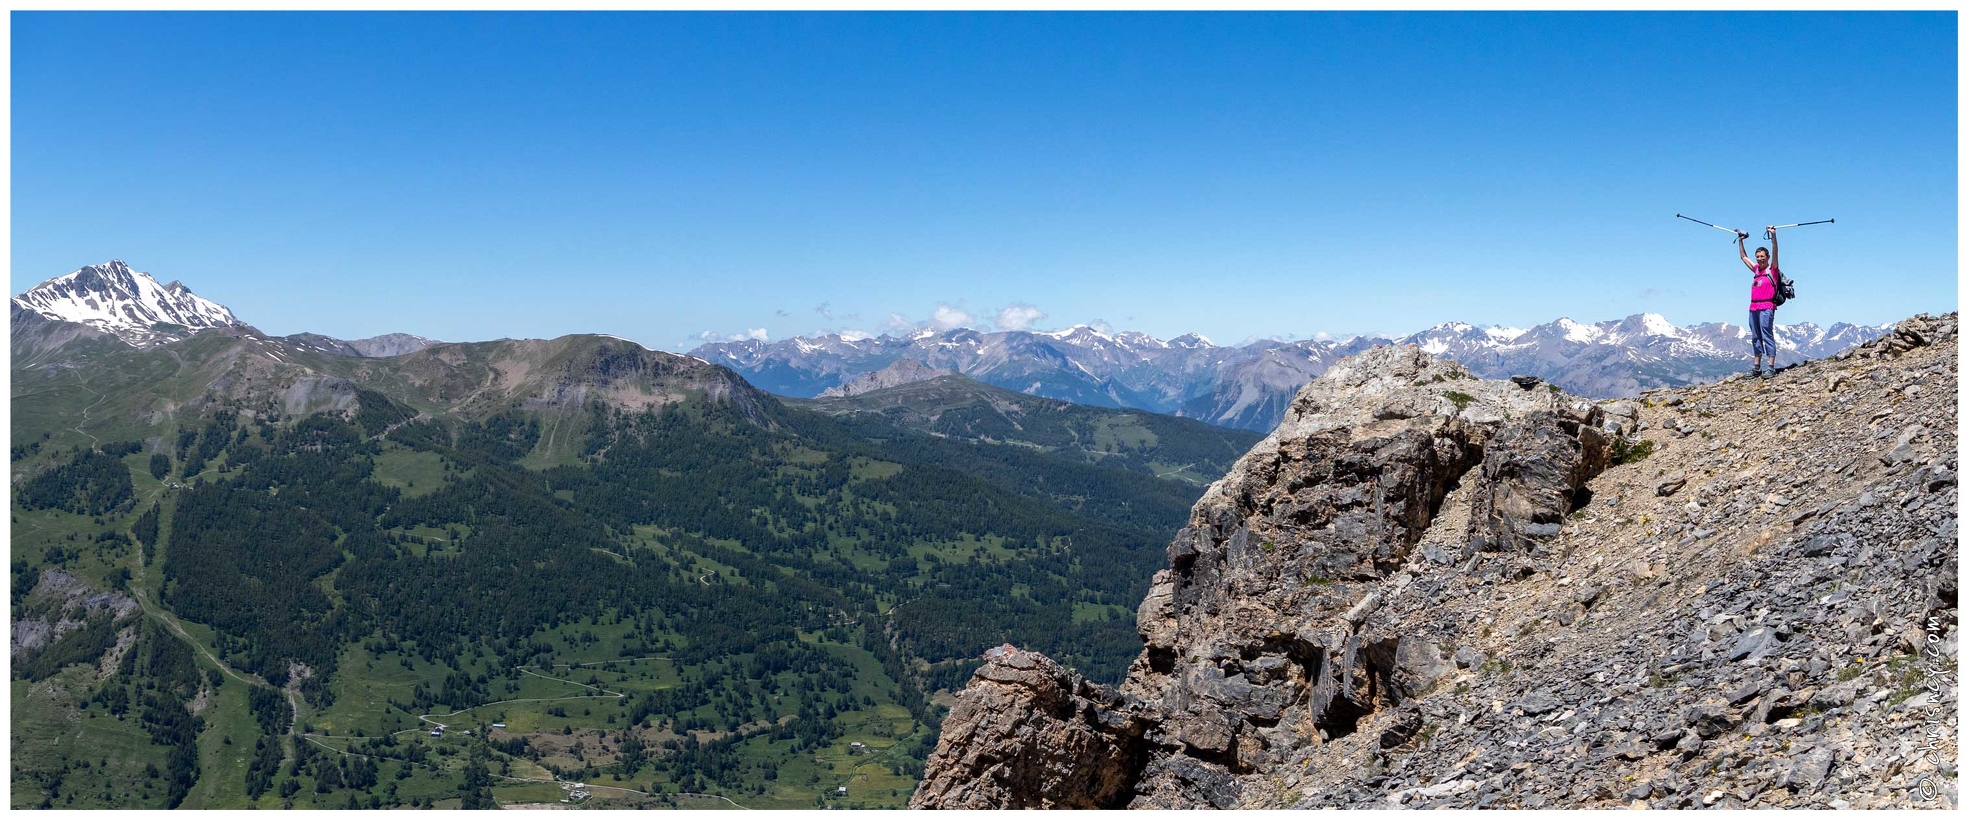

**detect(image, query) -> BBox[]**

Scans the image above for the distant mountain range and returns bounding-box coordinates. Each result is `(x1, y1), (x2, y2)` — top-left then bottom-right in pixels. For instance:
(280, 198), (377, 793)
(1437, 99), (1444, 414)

(8, 261), (1263, 487)
(10, 260), (1894, 434)
(693, 315), (1892, 431)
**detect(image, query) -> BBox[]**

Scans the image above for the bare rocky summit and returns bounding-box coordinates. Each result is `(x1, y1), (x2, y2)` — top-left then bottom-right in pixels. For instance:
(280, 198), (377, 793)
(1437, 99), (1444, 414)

(912, 313), (1958, 810)
(284, 331), (441, 358)
(817, 358), (952, 398)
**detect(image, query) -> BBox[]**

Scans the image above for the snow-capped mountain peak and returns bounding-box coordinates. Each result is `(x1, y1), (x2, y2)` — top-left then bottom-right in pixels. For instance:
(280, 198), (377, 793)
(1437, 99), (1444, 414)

(1044, 324), (1113, 342)
(12, 260), (242, 346)
(1484, 325), (1527, 343)
(1638, 312), (1680, 336)
(1553, 317), (1604, 343)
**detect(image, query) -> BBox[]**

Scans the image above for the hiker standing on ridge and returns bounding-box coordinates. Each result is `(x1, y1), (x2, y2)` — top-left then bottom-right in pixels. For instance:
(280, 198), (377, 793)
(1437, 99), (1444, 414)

(1737, 226), (1781, 378)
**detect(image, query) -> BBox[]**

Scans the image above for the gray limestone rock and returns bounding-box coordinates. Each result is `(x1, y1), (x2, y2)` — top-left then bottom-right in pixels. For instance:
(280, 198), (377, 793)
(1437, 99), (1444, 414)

(1519, 692), (1563, 716)
(1782, 747), (1838, 792)
(908, 645), (1144, 809)
(1730, 627), (1782, 663)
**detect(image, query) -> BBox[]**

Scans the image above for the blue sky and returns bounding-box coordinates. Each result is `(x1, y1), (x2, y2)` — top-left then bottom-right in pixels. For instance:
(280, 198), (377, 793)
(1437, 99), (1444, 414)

(11, 12), (1957, 350)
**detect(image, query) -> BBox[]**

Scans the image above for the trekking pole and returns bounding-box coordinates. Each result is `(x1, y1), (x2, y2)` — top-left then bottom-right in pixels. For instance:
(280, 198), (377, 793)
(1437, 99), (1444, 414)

(1764, 219), (1834, 241)
(1676, 213), (1749, 241)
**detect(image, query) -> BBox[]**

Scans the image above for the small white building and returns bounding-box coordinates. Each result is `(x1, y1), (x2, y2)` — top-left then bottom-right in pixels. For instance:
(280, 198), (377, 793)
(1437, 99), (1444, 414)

(836, 786), (848, 796)
(491, 723), (507, 729)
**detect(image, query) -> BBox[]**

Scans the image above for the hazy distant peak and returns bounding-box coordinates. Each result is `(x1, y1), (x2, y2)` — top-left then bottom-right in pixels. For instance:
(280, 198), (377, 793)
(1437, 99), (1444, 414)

(818, 358), (955, 398)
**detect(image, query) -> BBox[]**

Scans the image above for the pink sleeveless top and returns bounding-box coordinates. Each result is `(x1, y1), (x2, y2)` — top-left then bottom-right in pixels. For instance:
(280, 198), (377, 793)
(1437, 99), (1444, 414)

(1750, 266), (1778, 311)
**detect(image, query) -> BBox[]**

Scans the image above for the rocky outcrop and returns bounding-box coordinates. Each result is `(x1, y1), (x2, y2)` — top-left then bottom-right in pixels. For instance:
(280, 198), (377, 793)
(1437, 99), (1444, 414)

(10, 567), (138, 661)
(908, 645), (1147, 809)
(914, 314), (1958, 810)
(1464, 408), (1611, 563)
(915, 345), (1617, 808)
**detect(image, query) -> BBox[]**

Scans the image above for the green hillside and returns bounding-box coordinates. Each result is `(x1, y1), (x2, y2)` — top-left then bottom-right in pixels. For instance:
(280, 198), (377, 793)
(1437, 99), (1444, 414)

(10, 325), (1239, 809)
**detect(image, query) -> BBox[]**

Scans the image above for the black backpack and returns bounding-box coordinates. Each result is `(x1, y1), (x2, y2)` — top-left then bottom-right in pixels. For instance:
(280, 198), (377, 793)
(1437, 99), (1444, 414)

(1768, 269), (1795, 307)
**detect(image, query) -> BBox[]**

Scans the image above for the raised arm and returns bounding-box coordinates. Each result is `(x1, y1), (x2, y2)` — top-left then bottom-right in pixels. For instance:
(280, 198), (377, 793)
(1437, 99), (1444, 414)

(1767, 226), (1779, 271)
(1738, 232), (1755, 270)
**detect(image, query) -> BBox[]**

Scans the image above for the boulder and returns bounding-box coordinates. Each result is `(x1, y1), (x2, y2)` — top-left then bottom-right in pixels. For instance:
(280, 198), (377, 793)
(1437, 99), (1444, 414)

(908, 645), (1145, 809)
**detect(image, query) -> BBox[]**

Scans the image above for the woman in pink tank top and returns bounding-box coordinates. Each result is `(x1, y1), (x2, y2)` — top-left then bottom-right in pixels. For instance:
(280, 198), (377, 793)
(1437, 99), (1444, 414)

(1737, 227), (1780, 378)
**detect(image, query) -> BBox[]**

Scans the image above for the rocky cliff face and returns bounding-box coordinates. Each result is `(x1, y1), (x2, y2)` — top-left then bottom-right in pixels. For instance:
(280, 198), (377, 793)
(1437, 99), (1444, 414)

(913, 314), (1958, 810)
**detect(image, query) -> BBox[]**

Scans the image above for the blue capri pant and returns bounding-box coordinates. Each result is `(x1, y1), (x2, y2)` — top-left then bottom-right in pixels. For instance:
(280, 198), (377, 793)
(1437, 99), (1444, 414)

(1749, 308), (1776, 358)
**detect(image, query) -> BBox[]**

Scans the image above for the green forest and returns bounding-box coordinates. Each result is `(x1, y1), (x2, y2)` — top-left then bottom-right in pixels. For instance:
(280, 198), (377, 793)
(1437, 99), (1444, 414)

(11, 343), (1229, 809)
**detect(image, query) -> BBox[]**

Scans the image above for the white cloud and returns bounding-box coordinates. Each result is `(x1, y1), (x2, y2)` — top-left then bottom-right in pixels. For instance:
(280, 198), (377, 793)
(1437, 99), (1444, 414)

(815, 302), (834, 320)
(927, 303), (975, 331)
(1312, 331), (1335, 342)
(883, 312), (914, 332)
(994, 303), (1047, 331)
(1088, 319), (1114, 335)
(693, 328), (769, 343)
(839, 330), (874, 341)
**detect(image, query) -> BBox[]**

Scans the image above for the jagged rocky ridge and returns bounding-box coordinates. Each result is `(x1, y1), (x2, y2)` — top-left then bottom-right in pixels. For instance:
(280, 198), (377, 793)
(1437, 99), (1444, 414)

(912, 313), (1958, 810)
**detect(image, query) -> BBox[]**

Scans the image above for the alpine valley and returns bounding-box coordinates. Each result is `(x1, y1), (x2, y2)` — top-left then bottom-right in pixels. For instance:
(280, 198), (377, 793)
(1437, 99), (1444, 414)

(10, 262), (1256, 810)
(8, 261), (1921, 811)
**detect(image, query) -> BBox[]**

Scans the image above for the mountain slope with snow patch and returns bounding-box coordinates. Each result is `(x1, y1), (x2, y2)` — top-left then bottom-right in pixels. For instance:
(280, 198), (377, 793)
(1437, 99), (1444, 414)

(10, 260), (241, 347)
